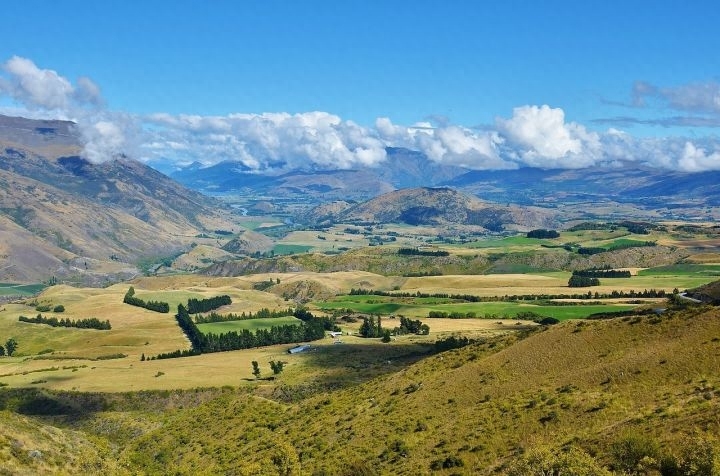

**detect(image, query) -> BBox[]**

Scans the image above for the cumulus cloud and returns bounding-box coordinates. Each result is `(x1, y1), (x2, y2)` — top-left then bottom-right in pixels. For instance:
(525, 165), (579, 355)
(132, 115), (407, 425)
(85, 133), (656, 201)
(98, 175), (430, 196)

(1, 56), (74, 110)
(374, 117), (508, 169)
(496, 105), (601, 168)
(143, 111), (388, 170)
(677, 141), (720, 172)
(0, 56), (131, 163)
(3, 55), (720, 173)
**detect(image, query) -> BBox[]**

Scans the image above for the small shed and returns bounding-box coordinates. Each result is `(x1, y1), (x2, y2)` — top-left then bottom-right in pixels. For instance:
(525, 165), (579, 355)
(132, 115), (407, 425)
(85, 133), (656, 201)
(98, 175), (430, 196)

(288, 344), (311, 354)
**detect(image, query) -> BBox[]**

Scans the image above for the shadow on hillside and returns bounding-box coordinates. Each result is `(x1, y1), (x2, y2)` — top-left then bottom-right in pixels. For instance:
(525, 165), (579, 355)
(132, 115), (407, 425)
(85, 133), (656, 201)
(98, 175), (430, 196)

(269, 340), (435, 402)
(0, 387), (111, 421)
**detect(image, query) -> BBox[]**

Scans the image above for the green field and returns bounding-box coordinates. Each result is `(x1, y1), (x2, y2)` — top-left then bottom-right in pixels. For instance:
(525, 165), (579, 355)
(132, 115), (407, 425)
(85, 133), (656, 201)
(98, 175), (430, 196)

(601, 238), (654, 249)
(315, 295), (637, 320)
(0, 283), (45, 296)
(463, 236), (548, 248)
(272, 244), (312, 255)
(196, 316), (301, 334)
(637, 263), (720, 276)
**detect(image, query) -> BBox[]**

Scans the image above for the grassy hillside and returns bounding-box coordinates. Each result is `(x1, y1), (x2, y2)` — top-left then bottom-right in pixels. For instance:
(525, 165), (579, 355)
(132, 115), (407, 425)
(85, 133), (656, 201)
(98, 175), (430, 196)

(2, 303), (720, 474)
(122, 305), (720, 474)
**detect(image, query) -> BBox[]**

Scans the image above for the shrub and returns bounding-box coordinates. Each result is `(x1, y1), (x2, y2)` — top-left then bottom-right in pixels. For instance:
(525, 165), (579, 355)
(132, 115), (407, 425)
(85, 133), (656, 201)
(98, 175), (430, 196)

(506, 446), (610, 475)
(610, 432), (661, 473)
(675, 434), (720, 476)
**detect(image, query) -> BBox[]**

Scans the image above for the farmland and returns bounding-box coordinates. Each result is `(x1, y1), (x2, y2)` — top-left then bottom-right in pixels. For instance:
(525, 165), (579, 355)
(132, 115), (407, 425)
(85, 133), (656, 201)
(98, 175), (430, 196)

(2, 221), (720, 474)
(196, 315), (301, 334)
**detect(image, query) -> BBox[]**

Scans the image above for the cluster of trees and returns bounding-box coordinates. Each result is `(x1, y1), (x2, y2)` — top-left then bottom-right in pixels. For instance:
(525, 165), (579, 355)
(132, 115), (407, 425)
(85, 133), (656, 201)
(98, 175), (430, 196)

(428, 311), (477, 319)
(123, 287), (169, 313)
(187, 295), (232, 314)
(151, 306), (328, 359)
(433, 335), (477, 353)
(253, 278), (280, 291)
(359, 315), (429, 340)
(577, 247), (608, 256)
(0, 338), (18, 356)
(568, 275), (601, 287)
(193, 308), (295, 324)
(19, 314), (111, 330)
(201, 321), (325, 353)
(150, 349), (199, 360)
(402, 270), (443, 277)
(34, 304), (64, 313)
(351, 288), (485, 302)
(397, 247), (449, 257)
(350, 287), (667, 302)
(392, 316), (430, 335)
(359, 315), (383, 338)
(578, 241), (656, 255)
(574, 268), (632, 278)
(618, 220), (652, 234)
(251, 360), (286, 379)
(567, 221), (658, 234)
(526, 229), (560, 239)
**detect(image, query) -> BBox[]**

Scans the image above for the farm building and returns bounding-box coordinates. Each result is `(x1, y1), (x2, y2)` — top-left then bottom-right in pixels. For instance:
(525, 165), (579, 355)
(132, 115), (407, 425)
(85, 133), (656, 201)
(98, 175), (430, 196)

(288, 344), (311, 354)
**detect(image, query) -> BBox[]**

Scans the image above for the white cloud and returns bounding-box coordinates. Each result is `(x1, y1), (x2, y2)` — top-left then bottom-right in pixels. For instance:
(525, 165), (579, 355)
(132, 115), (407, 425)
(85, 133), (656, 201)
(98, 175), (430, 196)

(374, 117), (508, 169)
(631, 79), (720, 115)
(0, 56), (130, 163)
(143, 111), (388, 170)
(4, 56), (720, 174)
(496, 105), (601, 168)
(81, 120), (126, 162)
(678, 141), (720, 172)
(1, 56), (74, 110)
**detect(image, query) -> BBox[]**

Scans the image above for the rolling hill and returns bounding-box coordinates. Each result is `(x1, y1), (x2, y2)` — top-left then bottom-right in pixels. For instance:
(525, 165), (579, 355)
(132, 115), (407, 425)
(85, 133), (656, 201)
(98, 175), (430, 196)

(170, 145), (720, 220)
(2, 302), (719, 474)
(307, 186), (560, 231)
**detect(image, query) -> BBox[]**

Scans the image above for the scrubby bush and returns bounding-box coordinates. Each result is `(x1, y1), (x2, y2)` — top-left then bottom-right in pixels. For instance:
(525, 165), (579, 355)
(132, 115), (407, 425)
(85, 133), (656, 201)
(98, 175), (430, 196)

(506, 446), (611, 475)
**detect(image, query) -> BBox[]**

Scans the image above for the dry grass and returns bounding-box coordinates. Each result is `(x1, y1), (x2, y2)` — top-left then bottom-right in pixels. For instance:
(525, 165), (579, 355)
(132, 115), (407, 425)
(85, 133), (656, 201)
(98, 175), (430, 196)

(0, 266), (717, 396)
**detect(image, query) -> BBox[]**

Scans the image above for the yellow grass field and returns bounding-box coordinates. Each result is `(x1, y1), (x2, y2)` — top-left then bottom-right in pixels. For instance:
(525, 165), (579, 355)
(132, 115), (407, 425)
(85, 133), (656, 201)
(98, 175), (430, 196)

(0, 266), (712, 393)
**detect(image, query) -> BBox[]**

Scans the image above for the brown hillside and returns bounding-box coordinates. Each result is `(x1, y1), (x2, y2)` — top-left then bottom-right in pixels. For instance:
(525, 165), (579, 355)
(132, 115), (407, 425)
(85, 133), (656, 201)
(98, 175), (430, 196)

(0, 114), (237, 284)
(111, 305), (720, 475)
(340, 187), (559, 230)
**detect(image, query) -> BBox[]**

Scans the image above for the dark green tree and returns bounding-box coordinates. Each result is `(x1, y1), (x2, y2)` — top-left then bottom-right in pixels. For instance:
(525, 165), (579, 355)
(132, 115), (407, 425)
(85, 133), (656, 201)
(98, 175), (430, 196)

(381, 329), (391, 343)
(0, 345), (4, 356)
(269, 360), (285, 375)
(5, 338), (17, 357)
(252, 360), (261, 379)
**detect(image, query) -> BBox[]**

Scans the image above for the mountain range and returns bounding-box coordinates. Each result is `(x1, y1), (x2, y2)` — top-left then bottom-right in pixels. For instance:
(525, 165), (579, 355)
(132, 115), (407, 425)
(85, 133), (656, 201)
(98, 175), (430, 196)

(302, 187), (559, 231)
(2, 113), (719, 284)
(0, 115), (235, 285)
(170, 147), (720, 221)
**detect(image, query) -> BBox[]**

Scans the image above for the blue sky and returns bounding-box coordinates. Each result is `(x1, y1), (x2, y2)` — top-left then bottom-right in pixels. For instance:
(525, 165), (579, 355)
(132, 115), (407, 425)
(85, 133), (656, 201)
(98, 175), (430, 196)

(1, 0), (720, 171)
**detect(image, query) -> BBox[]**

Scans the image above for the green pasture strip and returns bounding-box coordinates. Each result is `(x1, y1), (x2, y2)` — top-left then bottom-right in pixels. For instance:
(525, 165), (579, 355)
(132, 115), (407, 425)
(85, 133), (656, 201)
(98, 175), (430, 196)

(485, 264), (560, 274)
(272, 244), (313, 255)
(131, 290), (206, 310)
(197, 316), (301, 334)
(638, 264), (720, 277)
(601, 238), (654, 249)
(0, 283), (45, 296)
(563, 229), (629, 240)
(239, 221), (267, 231)
(316, 298), (636, 321)
(463, 236), (547, 249)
